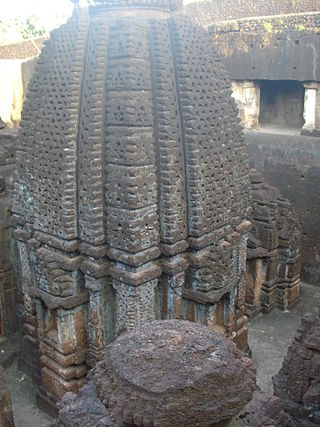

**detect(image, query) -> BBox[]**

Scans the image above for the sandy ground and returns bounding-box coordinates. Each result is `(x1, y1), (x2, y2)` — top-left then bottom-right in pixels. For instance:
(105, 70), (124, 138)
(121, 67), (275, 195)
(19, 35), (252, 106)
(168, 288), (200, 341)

(4, 358), (52, 427)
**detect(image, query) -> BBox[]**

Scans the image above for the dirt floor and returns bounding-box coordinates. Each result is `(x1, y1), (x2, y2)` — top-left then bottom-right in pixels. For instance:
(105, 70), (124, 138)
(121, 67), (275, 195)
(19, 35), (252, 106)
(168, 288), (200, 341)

(2, 281), (319, 426)
(247, 281), (320, 393)
(4, 359), (52, 427)
(255, 124), (302, 136)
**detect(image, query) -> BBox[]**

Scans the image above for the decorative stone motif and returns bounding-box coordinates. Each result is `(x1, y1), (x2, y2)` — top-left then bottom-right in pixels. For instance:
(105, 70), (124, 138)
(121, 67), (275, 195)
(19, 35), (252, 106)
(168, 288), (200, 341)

(52, 320), (256, 427)
(0, 126), (18, 339)
(0, 257), (17, 337)
(246, 170), (301, 315)
(13, 0), (250, 412)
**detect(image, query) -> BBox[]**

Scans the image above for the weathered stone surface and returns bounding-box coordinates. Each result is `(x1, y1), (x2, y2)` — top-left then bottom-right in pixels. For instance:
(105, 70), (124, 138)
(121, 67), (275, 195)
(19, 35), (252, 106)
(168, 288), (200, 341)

(183, 0), (320, 27)
(12, 0), (250, 412)
(273, 311), (320, 426)
(0, 257), (18, 337)
(51, 382), (113, 427)
(209, 13), (320, 82)
(246, 132), (320, 285)
(52, 320), (256, 426)
(184, 0), (320, 282)
(230, 390), (293, 427)
(91, 320), (256, 427)
(0, 127), (18, 341)
(246, 169), (301, 314)
(0, 366), (15, 427)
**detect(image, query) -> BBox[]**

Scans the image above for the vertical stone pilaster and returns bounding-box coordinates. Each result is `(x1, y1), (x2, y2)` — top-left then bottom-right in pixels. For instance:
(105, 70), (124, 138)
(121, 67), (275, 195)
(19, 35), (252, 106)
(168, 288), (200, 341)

(113, 279), (158, 335)
(303, 82), (319, 133)
(166, 273), (184, 319)
(0, 258), (17, 337)
(84, 274), (115, 366)
(159, 267), (187, 320)
(232, 80), (260, 129)
(243, 81), (260, 129)
(37, 302), (88, 417)
(15, 236), (41, 385)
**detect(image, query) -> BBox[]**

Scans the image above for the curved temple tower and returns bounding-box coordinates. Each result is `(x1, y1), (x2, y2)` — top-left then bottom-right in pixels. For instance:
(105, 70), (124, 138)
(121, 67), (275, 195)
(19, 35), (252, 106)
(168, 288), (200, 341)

(12, 0), (250, 414)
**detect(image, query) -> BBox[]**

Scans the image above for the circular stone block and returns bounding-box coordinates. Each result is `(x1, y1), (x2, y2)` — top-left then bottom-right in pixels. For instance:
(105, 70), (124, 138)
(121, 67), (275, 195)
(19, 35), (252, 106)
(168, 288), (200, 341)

(93, 320), (256, 426)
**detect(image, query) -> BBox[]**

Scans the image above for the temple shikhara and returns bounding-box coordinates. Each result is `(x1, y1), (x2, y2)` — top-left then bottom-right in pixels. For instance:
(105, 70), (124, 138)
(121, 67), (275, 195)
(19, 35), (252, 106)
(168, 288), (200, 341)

(11, 0), (252, 412)
(0, 0), (319, 425)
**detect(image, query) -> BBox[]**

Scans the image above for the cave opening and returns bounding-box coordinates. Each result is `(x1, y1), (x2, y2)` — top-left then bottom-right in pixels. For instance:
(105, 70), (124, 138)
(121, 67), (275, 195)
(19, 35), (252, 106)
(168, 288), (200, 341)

(259, 80), (304, 130)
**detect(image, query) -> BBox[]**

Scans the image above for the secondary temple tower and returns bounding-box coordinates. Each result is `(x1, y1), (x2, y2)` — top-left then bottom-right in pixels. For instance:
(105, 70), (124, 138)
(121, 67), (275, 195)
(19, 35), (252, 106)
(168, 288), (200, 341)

(12, 0), (250, 414)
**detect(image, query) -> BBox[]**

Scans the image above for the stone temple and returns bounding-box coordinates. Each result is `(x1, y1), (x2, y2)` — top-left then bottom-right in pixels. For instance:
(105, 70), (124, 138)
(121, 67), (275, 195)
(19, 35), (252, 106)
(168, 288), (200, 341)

(12, 0), (250, 413)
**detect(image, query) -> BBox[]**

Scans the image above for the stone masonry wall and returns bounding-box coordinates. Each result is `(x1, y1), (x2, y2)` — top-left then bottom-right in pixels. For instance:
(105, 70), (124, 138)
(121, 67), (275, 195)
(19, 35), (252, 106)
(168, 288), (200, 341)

(210, 12), (320, 81)
(184, 0), (320, 28)
(212, 12), (320, 35)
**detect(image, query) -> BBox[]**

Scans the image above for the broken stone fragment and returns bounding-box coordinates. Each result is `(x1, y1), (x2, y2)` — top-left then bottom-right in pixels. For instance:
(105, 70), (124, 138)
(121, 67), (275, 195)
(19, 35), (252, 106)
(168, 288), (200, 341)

(53, 320), (256, 427)
(51, 382), (113, 427)
(230, 390), (293, 427)
(273, 311), (320, 426)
